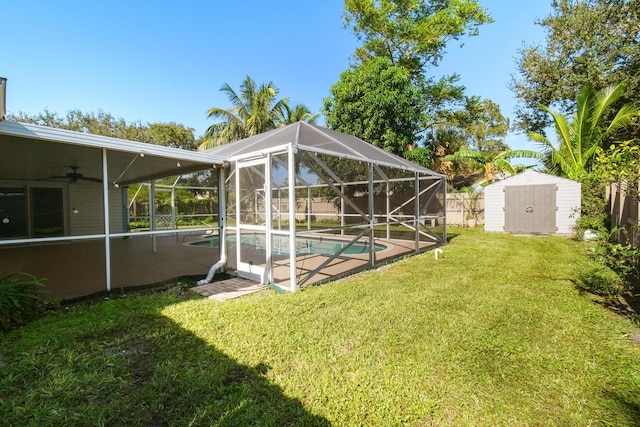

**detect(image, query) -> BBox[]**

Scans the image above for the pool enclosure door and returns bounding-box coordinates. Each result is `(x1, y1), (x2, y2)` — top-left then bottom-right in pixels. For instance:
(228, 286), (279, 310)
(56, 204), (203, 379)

(235, 158), (271, 283)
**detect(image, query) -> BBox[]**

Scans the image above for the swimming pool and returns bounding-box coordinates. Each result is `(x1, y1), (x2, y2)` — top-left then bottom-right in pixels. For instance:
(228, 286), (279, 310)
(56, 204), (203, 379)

(190, 233), (387, 255)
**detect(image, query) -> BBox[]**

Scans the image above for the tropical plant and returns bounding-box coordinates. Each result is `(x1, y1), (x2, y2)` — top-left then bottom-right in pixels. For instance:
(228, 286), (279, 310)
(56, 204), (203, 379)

(528, 83), (640, 181)
(444, 149), (542, 182)
(199, 76), (289, 150)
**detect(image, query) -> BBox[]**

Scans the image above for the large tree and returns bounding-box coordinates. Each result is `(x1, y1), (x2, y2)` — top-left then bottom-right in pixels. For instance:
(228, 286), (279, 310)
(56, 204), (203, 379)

(511, 0), (640, 137)
(336, 0), (503, 170)
(435, 96), (510, 156)
(323, 57), (427, 156)
(343, 0), (493, 75)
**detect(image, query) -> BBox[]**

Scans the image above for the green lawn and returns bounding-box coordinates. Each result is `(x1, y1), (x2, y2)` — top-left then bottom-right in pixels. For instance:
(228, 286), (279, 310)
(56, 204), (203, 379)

(1, 228), (640, 426)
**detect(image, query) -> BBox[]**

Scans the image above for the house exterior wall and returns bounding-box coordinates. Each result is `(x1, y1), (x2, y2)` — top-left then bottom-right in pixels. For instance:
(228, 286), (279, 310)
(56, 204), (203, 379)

(484, 170), (581, 234)
(69, 184), (125, 235)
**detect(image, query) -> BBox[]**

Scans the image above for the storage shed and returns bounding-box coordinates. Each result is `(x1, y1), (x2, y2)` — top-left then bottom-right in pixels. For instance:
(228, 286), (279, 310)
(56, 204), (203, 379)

(484, 170), (581, 235)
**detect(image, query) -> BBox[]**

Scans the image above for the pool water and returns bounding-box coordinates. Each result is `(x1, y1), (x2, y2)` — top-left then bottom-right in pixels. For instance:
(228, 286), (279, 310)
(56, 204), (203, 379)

(192, 234), (387, 255)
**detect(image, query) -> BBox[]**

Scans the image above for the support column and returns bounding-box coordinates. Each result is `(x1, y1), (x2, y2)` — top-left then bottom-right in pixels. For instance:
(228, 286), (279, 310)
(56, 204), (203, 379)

(265, 154), (273, 283)
(368, 163), (375, 266)
(415, 173), (420, 253)
(307, 186), (312, 230)
(386, 179), (390, 240)
(288, 145), (297, 291)
(218, 167), (227, 264)
(340, 183), (345, 236)
(102, 148), (111, 292)
(150, 180), (157, 253)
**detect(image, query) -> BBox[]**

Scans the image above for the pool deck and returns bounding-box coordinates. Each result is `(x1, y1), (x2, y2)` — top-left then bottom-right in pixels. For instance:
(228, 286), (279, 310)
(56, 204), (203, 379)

(1, 231), (438, 300)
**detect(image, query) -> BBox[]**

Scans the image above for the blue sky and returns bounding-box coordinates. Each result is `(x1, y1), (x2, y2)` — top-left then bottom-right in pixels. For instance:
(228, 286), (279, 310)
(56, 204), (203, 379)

(3, 1), (552, 151)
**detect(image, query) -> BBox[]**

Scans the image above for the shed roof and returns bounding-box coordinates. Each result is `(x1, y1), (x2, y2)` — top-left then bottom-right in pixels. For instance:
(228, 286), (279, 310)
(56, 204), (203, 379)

(484, 169), (580, 189)
(205, 121), (442, 176)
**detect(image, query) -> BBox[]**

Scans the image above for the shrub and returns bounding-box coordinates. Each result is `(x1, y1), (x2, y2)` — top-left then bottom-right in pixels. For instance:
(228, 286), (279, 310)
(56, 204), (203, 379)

(576, 264), (626, 297)
(0, 272), (48, 333)
(588, 235), (640, 288)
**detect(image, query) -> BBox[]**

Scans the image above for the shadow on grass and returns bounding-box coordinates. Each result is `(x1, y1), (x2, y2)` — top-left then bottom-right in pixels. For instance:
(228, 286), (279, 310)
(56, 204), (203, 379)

(0, 293), (330, 426)
(446, 231), (460, 243)
(603, 390), (640, 424)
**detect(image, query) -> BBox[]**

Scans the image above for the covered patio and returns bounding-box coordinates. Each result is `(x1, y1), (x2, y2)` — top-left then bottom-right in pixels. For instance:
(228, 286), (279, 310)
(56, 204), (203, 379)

(1, 120), (446, 299)
(0, 120), (224, 299)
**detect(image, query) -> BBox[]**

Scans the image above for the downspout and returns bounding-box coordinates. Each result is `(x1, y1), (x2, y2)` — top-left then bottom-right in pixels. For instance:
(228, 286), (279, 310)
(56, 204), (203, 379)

(197, 167), (227, 286)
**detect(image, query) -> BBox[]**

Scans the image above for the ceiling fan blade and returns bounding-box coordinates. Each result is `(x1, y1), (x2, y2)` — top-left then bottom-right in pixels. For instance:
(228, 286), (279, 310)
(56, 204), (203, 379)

(80, 176), (103, 183)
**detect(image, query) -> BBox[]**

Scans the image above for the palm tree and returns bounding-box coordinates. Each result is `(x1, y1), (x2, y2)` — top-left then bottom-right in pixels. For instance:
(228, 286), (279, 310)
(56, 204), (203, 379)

(199, 76), (289, 150)
(279, 103), (320, 126)
(444, 148), (543, 183)
(528, 83), (639, 181)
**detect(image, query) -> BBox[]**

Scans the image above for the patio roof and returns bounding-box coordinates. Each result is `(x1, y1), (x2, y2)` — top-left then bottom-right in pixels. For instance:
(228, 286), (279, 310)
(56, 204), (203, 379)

(0, 121), (224, 185)
(205, 121), (443, 176)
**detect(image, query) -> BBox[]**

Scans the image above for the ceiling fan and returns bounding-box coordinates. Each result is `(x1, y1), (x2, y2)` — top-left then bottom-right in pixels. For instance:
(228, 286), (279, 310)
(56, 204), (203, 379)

(50, 166), (102, 184)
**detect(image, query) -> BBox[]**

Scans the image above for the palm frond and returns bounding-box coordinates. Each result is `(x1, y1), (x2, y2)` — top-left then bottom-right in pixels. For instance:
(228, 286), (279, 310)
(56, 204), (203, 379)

(606, 103), (640, 134)
(443, 150), (487, 162)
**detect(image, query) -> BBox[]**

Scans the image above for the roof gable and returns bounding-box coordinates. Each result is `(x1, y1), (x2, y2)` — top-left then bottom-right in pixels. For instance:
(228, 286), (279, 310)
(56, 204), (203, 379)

(204, 122), (442, 175)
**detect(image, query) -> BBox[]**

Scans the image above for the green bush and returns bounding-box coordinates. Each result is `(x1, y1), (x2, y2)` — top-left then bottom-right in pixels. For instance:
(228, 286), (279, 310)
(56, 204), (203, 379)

(0, 272), (47, 333)
(576, 264), (625, 297)
(588, 236), (639, 289)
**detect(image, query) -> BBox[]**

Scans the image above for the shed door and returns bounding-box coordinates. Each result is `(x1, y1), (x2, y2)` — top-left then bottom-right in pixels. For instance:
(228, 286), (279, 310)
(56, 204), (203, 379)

(504, 184), (557, 234)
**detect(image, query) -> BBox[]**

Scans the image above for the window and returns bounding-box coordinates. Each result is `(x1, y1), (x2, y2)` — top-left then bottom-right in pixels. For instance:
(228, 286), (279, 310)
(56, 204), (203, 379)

(0, 185), (65, 239)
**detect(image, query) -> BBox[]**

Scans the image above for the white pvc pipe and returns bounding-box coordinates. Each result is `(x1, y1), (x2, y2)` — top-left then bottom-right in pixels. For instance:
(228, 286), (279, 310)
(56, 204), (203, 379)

(197, 256), (227, 286)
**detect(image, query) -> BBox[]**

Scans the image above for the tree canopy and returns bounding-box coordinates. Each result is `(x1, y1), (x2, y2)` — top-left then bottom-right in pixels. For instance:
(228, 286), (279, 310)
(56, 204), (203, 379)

(323, 57), (427, 156)
(332, 0), (506, 175)
(9, 109), (197, 150)
(511, 0), (640, 137)
(343, 0), (493, 75)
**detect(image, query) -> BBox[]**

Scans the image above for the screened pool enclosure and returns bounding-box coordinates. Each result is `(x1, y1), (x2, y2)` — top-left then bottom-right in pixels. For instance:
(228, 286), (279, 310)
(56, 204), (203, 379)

(204, 122), (446, 292)
(0, 120), (445, 299)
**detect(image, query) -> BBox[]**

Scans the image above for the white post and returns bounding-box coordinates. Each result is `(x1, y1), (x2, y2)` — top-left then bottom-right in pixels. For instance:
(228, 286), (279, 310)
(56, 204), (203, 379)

(368, 163), (375, 266)
(218, 167), (227, 263)
(288, 145), (297, 291)
(415, 173), (420, 253)
(340, 183), (345, 236)
(386, 180), (390, 240)
(307, 186), (312, 230)
(150, 179), (156, 253)
(102, 148), (111, 291)
(265, 154), (274, 283)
